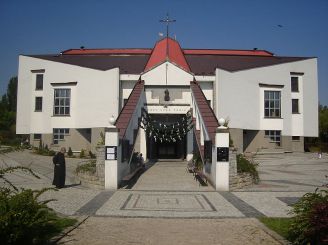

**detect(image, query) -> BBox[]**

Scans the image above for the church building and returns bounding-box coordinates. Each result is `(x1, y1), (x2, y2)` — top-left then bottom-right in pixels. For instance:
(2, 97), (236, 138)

(16, 36), (318, 160)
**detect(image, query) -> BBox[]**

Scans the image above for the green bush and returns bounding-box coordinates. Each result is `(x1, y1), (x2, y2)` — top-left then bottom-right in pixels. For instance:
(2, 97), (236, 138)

(76, 160), (96, 174)
(288, 184), (328, 244)
(0, 166), (77, 244)
(192, 151), (203, 171)
(79, 149), (85, 158)
(89, 151), (96, 159)
(237, 154), (259, 183)
(67, 147), (73, 157)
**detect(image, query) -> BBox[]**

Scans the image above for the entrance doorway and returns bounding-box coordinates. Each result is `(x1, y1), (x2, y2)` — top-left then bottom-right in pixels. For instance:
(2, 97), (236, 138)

(146, 114), (187, 160)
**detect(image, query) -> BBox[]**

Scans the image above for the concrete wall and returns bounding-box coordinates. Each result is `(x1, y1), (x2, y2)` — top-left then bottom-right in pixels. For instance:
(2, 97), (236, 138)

(215, 58), (318, 138)
(17, 56), (120, 134)
(30, 128), (92, 152)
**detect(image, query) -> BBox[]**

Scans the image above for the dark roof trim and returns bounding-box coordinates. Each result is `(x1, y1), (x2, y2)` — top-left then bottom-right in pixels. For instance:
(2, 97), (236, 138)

(290, 72), (305, 76)
(51, 82), (78, 86)
(31, 69), (45, 73)
(259, 83), (284, 88)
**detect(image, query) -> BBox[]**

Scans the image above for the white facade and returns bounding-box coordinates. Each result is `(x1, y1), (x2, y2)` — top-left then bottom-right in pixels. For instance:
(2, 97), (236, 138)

(17, 42), (318, 155)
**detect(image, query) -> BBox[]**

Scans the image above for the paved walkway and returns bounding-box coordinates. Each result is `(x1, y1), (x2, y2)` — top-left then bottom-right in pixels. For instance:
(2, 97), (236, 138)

(132, 160), (212, 191)
(1, 150), (327, 244)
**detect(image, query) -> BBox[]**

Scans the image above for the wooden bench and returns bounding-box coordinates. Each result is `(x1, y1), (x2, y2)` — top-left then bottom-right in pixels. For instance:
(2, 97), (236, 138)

(122, 166), (143, 182)
(195, 170), (208, 186)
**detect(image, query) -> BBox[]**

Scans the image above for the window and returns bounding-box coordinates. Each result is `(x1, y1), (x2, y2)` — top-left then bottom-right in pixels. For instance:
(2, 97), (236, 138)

(53, 128), (69, 144)
(291, 77), (299, 92)
(264, 91), (281, 118)
(123, 99), (128, 106)
(35, 97), (42, 112)
(54, 89), (71, 116)
(36, 74), (43, 90)
(265, 130), (281, 146)
(292, 136), (300, 141)
(34, 134), (41, 140)
(292, 99), (299, 113)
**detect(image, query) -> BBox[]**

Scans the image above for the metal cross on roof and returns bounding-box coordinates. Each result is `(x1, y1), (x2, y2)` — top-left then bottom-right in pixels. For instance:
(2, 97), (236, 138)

(160, 13), (176, 38)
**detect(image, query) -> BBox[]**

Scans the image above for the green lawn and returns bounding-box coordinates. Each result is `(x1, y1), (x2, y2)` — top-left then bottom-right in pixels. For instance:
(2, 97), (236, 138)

(259, 217), (293, 240)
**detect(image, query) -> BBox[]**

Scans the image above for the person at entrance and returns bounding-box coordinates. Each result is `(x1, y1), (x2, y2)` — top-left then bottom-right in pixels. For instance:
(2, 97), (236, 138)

(139, 153), (145, 168)
(52, 147), (66, 188)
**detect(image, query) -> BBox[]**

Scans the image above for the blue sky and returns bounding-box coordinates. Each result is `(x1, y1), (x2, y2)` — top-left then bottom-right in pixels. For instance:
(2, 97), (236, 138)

(0, 0), (327, 105)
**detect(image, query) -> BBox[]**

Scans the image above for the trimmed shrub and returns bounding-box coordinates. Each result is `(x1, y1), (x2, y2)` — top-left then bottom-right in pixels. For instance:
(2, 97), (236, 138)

(89, 151), (96, 159)
(79, 149), (85, 158)
(67, 147), (73, 157)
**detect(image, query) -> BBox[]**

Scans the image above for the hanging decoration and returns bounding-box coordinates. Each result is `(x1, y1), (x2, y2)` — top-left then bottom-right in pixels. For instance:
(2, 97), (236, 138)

(140, 110), (193, 143)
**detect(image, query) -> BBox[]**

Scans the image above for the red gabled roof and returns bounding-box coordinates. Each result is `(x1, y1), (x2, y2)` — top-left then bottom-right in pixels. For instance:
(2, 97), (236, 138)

(184, 49), (273, 56)
(62, 48), (152, 55)
(144, 37), (191, 72)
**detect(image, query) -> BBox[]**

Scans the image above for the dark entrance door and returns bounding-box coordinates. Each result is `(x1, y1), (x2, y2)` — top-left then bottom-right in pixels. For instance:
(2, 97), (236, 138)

(146, 114), (187, 160)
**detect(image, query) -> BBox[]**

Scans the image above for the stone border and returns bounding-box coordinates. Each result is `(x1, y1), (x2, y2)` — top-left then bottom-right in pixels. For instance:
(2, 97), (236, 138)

(75, 172), (104, 190)
(230, 172), (254, 190)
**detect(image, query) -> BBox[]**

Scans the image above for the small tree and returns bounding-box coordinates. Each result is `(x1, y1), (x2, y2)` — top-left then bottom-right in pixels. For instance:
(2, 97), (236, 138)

(67, 147), (73, 157)
(79, 149), (85, 158)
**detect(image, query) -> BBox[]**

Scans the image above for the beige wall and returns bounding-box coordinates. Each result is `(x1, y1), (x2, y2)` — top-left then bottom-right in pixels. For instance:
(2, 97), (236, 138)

(229, 128), (243, 154)
(30, 128), (93, 153)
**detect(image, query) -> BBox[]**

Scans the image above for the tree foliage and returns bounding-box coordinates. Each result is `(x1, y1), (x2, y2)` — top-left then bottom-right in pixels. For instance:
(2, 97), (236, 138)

(319, 105), (328, 142)
(0, 76), (18, 144)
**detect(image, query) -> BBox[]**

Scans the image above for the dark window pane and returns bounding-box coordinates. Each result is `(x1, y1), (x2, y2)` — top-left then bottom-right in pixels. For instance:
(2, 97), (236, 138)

(36, 74), (43, 90)
(292, 99), (299, 113)
(291, 77), (299, 92)
(35, 97), (42, 111)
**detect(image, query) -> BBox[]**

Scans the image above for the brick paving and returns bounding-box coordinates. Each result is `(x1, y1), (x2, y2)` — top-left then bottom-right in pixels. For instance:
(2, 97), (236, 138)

(2, 150), (327, 244)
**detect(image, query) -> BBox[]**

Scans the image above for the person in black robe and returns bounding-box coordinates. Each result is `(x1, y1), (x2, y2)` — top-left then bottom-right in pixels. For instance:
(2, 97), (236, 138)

(52, 147), (66, 188)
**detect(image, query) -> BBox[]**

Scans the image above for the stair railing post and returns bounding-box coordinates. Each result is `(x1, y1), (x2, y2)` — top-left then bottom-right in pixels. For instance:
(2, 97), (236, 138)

(214, 118), (230, 191)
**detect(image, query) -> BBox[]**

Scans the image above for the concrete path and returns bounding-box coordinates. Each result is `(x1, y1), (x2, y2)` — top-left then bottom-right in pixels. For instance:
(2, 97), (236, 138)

(132, 160), (212, 191)
(2, 150), (327, 244)
(59, 217), (282, 245)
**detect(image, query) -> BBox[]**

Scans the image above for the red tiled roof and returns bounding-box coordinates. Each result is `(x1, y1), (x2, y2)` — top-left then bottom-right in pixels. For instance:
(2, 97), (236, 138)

(190, 81), (219, 143)
(144, 37), (191, 72)
(184, 49), (273, 56)
(62, 48), (152, 55)
(115, 80), (144, 139)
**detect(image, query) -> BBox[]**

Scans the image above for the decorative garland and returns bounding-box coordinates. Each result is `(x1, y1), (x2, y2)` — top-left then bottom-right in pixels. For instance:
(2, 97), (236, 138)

(140, 110), (193, 143)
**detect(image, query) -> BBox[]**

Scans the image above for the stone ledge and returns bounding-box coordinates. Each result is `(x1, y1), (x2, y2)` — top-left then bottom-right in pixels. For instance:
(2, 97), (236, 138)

(230, 172), (255, 190)
(75, 172), (104, 190)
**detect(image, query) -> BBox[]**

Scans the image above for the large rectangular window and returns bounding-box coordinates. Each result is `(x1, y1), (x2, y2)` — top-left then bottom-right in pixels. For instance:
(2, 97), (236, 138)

(292, 99), (299, 113)
(36, 74), (44, 90)
(54, 89), (71, 116)
(35, 97), (42, 112)
(265, 130), (281, 146)
(264, 91), (281, 118)
(53, 128), (69, 144)
(291, 77), (299, 92)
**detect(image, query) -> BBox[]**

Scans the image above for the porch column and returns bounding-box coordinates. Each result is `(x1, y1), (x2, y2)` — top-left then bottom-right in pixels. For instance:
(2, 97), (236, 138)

(139, 127), (147, 159)
(104, 127), (120, 190)
(186, 129), (193, 161)
(213, 118), (230, 191)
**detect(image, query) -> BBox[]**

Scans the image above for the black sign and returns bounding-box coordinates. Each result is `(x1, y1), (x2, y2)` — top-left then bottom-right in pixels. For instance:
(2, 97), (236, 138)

(217, 147), (229, 162)
(106, 146), (117, 160)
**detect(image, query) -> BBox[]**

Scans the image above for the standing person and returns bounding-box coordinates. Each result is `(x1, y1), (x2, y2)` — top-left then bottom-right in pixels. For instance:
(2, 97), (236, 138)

(52, 147), (66, 188)
(139, 153), (145, 168)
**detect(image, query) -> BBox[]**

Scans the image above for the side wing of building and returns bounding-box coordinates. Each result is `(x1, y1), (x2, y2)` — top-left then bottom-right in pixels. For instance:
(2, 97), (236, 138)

(215, 58), (318, 152)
